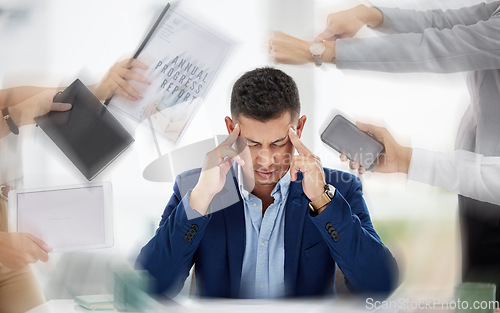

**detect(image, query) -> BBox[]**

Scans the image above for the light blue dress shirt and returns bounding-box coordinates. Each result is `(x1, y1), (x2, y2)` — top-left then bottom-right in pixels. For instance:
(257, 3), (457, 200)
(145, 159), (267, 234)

(238, 168), (290, 298)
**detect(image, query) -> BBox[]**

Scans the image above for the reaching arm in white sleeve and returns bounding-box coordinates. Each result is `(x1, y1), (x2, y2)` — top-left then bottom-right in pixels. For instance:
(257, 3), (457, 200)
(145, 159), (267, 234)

(375, 2), (500, 34)
(336, 3), (500, 73)
(408, 148), (500, 205)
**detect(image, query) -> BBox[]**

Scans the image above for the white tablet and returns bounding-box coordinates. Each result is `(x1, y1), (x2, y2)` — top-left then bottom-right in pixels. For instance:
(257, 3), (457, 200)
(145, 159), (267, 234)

(8, 182), (113, 252)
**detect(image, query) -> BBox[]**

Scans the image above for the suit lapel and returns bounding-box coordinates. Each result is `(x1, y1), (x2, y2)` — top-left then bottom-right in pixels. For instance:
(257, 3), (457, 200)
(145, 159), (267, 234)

(284, 175), (308, 296)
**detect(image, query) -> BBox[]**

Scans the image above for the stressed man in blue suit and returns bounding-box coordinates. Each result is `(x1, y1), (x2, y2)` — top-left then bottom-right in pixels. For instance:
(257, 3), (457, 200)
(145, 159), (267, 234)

(136, 67), (398, 299)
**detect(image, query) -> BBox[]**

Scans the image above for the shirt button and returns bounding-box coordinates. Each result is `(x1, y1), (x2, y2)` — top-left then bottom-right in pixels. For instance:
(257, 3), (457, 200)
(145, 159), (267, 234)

(252, 203), (257, 207)
(261, 242), (265, 246)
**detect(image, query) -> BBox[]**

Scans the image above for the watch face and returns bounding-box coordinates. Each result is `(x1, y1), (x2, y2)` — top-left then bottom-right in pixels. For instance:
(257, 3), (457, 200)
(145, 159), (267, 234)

(325, 184), (335, 198)
(309, 42), (325, 56)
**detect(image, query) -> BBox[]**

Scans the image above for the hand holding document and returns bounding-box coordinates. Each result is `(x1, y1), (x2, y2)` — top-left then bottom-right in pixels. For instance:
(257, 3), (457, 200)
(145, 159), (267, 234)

(93, 58), (151, 101)
(0, 232), (51, 270)
(107, 3), (233, 143)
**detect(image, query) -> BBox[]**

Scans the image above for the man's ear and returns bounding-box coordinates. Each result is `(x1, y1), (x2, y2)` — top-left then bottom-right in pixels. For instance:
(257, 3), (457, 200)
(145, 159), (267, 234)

(296, 115), (307, 138)
(224, 116), (235, 134)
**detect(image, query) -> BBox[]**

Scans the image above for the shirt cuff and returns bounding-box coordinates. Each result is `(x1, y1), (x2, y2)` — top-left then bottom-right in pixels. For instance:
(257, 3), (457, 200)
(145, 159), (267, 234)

(407, 147), (436, 185)
(310, 189), (351, 232)
(369, 6), (411, 33)
(181, 189), (211, 221)
(370, 7), (393, 33)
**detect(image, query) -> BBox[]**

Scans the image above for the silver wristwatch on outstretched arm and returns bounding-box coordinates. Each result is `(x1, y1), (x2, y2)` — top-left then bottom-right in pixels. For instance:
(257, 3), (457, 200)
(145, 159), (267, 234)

(309, 42), (325, 67)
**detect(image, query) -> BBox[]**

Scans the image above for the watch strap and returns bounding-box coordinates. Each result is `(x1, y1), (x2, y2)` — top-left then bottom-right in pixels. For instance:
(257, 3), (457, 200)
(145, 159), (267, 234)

(309, 184), (335, 212)
(308, 192), (331, 211)
(0, 185), (11, 201)
(312, 56), (322, 67)
(2, 108), (19, 135)
(309, 42), (325, 67)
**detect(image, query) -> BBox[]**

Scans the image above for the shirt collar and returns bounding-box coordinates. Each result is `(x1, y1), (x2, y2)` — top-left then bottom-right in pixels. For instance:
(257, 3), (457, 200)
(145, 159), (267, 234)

(237, 165), (291, 203)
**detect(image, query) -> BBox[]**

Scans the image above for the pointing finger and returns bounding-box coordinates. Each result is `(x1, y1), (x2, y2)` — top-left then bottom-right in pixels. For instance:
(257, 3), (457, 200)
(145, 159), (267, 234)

(315, 30), (333, 42)
(222, 123), (241, 147)
(288, 127), (311, 156)
(315, 28), (340, 42)
(217, 145), (245, 167)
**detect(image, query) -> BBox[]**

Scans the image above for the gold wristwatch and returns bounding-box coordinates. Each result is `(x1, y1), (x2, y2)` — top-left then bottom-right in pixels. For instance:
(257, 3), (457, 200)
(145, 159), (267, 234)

(309, 184), (336, 213)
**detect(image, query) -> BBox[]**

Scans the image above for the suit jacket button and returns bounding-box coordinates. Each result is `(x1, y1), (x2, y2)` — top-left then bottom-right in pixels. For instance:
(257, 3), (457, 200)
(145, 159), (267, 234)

(184, 235), (191, 242)
(191, 224), (199, 231)
(188, 228), (196, 236)
(325, 222), (333, 230)
(331, 232), (340, 242)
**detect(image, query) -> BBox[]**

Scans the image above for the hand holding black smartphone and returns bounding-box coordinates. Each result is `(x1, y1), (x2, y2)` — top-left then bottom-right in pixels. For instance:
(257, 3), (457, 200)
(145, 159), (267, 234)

(321, 114), (384, 170)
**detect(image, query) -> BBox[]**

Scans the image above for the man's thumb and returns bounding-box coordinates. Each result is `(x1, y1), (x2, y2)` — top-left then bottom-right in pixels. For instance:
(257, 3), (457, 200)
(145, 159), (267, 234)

(356, 121), (370, 132)
(357, 122), (386, 142)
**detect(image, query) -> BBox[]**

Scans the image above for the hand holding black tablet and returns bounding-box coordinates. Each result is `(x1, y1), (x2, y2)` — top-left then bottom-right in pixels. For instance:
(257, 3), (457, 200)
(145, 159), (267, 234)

(35, 79), (134, 180)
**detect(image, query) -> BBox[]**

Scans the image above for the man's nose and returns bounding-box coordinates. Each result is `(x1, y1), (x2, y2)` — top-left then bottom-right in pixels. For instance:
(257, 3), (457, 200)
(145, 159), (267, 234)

(256, 147), (274, 168)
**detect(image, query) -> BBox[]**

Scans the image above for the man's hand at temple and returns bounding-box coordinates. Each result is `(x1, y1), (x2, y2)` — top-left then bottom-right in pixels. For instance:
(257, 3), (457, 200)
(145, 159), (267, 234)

(288, 127), (327, 206)
(341, 122), (413, 175)
(190, 124), (247, 216)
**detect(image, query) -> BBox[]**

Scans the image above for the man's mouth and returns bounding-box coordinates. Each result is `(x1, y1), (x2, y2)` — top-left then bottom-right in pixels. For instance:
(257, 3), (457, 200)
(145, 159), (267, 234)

(255, 170), (276, 179)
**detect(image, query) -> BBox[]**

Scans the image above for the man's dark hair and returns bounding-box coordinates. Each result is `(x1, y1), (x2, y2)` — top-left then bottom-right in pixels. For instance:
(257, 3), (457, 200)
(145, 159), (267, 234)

(230, 67), (300, 122)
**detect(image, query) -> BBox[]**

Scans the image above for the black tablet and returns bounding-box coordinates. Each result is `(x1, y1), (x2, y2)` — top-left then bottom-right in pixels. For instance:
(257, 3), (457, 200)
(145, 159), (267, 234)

(35, 79), (134, 180)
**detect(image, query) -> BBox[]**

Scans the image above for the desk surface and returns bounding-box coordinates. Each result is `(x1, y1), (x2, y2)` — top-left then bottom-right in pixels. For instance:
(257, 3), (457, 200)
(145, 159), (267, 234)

(27, 300), (107, 313)
(27, 299), (371, 313)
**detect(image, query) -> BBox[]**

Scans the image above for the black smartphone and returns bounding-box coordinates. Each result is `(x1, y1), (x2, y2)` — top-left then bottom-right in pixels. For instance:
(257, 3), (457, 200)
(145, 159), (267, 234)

(320, 114), (384, 170)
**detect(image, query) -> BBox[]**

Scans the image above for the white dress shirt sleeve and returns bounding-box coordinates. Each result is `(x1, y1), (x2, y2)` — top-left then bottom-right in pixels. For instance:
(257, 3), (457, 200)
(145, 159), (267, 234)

(408, 148), (500, 205)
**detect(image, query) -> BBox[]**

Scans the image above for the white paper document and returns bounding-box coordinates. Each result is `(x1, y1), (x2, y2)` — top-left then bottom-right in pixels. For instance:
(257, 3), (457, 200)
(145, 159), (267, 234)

(109, 5), (232, 143)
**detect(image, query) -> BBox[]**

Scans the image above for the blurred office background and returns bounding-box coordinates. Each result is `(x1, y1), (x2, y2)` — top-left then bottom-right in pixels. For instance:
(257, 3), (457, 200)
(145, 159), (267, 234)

(0, 0), (482, 300)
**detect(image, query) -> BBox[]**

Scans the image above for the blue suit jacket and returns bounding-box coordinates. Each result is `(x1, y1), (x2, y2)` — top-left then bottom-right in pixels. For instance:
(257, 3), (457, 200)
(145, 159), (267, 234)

(136, 168), (398, 298)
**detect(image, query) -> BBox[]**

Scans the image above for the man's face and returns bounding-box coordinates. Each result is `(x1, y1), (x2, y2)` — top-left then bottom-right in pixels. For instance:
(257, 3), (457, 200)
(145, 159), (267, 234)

(226, 111), (306, 187)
